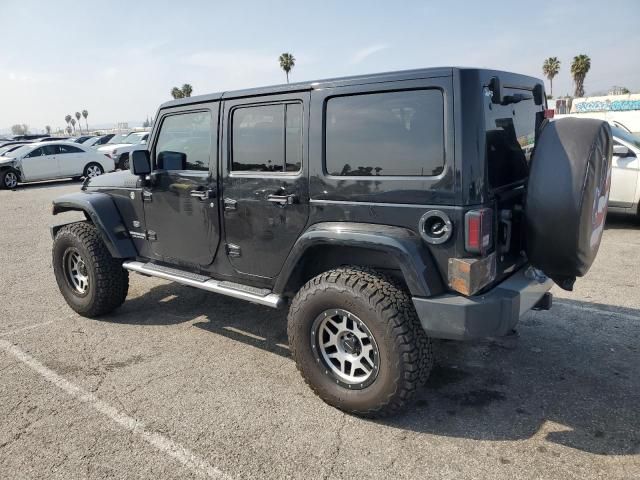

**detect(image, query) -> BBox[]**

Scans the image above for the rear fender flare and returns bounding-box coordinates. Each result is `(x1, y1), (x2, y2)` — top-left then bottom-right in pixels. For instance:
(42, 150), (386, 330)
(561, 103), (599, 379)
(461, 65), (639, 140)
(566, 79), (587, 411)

(274, 222), (443, 297)
(51, 192), (137, 258)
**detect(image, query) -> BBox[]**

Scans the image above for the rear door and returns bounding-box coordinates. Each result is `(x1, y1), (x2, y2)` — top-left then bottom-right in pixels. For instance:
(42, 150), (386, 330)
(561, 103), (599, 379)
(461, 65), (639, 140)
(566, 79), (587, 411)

(56, 144), (85, 176)
(221, 92), (309, 278)
(20, 145), (60, 180)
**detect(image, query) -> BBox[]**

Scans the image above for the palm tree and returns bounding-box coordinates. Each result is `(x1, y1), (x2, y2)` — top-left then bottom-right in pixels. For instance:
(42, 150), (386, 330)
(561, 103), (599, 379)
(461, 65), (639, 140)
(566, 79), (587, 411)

(75, 112), (82, 134)
(279, 53), (295, 83)
(66, 126), (72, 135)
(70, 118), (76, 134)
(571, 54), (591, 98)
(65, 114), (72, 131)
(542, 57), (561, 98)
(171, 87), (184, 99)
(181, 84), (193, 97)
(82, 110), (89, 132)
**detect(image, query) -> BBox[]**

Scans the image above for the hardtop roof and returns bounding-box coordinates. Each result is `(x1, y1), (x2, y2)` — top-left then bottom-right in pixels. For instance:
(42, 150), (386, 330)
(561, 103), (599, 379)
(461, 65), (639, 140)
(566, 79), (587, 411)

(159, 67), (543, 110)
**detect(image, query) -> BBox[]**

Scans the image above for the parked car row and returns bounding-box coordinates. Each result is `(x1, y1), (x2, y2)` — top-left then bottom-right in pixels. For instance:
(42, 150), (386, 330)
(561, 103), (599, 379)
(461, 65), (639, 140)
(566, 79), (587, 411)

(0, 131), (151, 188)
(0, 140), (115, 189)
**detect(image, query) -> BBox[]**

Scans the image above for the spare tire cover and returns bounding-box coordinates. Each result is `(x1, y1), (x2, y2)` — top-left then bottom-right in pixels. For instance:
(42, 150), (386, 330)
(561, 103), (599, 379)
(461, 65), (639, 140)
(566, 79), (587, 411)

(525, 118), (612, 289)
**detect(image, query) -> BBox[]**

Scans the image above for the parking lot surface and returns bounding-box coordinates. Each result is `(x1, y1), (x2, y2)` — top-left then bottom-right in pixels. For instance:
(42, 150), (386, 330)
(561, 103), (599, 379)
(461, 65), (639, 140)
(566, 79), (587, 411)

(1, 180), (639, 479)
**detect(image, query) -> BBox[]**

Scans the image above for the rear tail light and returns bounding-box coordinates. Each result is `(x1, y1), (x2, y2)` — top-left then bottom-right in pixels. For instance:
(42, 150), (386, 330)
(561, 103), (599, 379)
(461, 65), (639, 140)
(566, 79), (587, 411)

(544, 108), (555, 119)
(465, 208), (492, 255)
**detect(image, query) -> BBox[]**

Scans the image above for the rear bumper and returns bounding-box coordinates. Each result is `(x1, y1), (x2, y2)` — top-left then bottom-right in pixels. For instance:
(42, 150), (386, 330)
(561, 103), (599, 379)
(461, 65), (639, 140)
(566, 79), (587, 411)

(412, 266), (553, 340)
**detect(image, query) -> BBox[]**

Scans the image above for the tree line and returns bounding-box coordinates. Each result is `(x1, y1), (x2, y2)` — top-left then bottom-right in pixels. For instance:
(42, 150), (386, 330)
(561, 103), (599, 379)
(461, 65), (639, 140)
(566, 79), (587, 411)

(542, 54), (629, 98)
(63, 110), (89, 135)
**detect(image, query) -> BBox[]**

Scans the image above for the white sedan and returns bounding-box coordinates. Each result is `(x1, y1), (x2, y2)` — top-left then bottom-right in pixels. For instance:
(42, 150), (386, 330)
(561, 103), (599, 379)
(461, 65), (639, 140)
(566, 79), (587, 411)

(608, 125), (640, 218)
(0, 141), (115, 189)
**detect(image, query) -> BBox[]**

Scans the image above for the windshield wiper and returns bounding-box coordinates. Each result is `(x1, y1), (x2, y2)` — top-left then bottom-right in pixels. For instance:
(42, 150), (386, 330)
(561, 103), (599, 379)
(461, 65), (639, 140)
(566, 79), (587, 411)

(501, 93), (532, 105)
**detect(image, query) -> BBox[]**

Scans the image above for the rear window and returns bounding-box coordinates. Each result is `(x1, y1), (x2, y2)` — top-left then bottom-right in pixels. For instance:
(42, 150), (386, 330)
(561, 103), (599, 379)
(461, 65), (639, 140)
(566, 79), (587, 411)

(325, 90), (445, 177)
(485, 87), (543, 189)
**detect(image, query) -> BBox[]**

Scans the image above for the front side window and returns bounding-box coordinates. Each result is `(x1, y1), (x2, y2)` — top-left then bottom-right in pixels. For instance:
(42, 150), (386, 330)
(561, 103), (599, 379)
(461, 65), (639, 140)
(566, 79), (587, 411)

(325, 90), (445, 177)
(25, 147), (44, 158)
(155, 111), (212, 171)
(232, 103), (302, 173)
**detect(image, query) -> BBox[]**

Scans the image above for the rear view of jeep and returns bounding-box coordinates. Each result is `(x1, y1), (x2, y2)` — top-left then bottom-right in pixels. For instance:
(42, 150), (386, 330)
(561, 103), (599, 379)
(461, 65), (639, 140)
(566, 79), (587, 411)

(50, 67), (612, 417)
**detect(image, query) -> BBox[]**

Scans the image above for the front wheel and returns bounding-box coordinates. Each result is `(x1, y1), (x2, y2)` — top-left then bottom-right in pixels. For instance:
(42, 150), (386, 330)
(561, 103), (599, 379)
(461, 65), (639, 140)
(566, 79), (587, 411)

(53, 222), (129, 317)
(287, 266), (433, 417)
(1, 170), (19, 189)
(83, 163), (104, 178)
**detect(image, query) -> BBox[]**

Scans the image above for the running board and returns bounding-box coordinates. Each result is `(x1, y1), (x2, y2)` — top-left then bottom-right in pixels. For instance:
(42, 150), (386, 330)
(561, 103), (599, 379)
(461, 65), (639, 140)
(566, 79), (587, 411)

(122, 261), (284, 309)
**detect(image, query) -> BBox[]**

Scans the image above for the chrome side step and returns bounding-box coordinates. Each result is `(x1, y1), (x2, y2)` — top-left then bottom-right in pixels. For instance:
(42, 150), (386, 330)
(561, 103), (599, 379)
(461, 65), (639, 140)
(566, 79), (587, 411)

(122, 261), (284, 309)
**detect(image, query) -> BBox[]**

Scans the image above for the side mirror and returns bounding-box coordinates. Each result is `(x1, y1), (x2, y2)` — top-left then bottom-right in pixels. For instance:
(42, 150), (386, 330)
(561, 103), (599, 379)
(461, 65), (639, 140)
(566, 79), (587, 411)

(613, 144), (632, 157)
(130, 149), (151, 176)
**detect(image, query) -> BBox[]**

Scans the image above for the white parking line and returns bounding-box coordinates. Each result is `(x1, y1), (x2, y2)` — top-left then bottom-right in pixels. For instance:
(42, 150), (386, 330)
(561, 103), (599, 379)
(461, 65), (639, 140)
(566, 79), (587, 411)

(0, 339), (231, 480)
(0, 321), (54, 337)
(553, 301), (640, 322)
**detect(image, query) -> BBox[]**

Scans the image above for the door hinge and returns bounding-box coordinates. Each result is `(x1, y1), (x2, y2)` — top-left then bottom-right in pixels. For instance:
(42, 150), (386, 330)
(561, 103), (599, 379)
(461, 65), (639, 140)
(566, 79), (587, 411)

(226, 243), (241, 257)
(147, 230), (157, 241)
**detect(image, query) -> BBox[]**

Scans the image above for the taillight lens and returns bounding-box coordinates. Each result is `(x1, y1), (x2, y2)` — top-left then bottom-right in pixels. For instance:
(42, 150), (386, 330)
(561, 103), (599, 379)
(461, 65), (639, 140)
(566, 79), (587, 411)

(465, 208), (492, 255)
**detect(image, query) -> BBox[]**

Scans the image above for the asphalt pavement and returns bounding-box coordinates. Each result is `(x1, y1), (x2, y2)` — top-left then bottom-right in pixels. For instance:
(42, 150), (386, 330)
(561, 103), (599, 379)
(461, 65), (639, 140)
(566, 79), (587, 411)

(0, 179), (638, 479)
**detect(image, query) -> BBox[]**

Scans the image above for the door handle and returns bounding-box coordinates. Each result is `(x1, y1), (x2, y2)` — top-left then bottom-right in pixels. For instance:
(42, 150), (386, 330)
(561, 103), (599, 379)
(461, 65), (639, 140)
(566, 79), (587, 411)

(267, 194), (297, 206)
(190, 189), (215, 200)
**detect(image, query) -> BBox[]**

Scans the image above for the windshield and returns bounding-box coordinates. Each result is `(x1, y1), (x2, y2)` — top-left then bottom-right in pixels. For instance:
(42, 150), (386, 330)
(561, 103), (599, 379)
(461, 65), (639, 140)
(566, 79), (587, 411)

(106, 133), (131, 145)
(612, 126), (640, 150)
(126, 133), (148, 144)
(5, 145), (33, 157)
(0, 145), (24, 155)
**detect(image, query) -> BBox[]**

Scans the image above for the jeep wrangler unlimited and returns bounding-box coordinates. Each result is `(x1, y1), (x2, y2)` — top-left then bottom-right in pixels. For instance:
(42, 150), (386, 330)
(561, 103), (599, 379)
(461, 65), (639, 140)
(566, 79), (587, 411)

(51, 68), (613, 416)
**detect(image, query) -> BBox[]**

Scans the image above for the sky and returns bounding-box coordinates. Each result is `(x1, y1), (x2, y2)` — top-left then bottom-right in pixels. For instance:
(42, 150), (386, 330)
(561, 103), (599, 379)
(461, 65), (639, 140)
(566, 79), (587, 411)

(1, 0), (639, 133)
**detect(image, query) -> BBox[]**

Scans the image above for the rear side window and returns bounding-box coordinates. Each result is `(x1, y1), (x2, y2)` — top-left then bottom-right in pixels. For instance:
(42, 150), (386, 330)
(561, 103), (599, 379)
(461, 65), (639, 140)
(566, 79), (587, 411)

(325, 90), (445, 176)
(155, 111), (212, 171)
(58, 145), (83, 154)
(232, 103), (302, 173)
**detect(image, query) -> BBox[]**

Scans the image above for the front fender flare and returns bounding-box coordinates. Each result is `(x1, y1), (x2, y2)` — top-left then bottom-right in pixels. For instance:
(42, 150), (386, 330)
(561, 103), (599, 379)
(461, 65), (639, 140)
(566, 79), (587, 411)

(51, 192), (137, 259)
(274, 222), (443, 297)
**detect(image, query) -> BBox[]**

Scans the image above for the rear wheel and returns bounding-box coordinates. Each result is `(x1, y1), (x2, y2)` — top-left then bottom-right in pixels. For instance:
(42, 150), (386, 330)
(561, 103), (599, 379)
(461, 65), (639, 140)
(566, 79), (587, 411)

(1, 170), (19, 189)
(53, 222), (129, 317)
(288, 266), (433, 417)
(83, 163), (104, 178)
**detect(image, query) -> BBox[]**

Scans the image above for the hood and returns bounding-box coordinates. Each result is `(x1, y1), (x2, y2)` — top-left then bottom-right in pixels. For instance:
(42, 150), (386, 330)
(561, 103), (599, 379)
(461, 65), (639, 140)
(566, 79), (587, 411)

(0, 156), (15, 165)
(84, 169), (141, 189)
(97, 143), (131, 152)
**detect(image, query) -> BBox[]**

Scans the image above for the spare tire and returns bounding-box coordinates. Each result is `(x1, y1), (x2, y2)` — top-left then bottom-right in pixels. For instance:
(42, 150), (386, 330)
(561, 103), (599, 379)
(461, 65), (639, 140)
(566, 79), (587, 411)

(525, 118), (612, 290)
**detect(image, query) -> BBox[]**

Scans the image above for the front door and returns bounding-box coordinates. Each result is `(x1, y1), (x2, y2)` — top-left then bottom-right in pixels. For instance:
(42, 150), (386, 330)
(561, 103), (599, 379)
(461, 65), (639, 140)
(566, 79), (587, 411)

(142, 106), (220, 268)
(222, 93), (310, 278)
(20, 145), (59, 181)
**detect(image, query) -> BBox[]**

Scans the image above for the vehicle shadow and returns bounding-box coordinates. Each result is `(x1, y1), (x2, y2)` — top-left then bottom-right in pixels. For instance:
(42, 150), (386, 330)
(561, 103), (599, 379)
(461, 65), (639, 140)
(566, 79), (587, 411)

(605, 213), (640, 229)
(101, 283), (640, 455)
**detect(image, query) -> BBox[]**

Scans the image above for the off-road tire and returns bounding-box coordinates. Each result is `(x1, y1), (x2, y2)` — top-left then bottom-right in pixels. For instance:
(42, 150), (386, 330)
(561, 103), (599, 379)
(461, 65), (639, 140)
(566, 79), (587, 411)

(288, 266), (433, 417)
(53, 222), (129, 317)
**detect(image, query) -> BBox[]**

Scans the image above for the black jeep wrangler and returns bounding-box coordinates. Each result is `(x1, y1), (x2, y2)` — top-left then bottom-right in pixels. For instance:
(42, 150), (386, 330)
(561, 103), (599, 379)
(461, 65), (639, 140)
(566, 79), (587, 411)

(51, 68), (612, 416)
